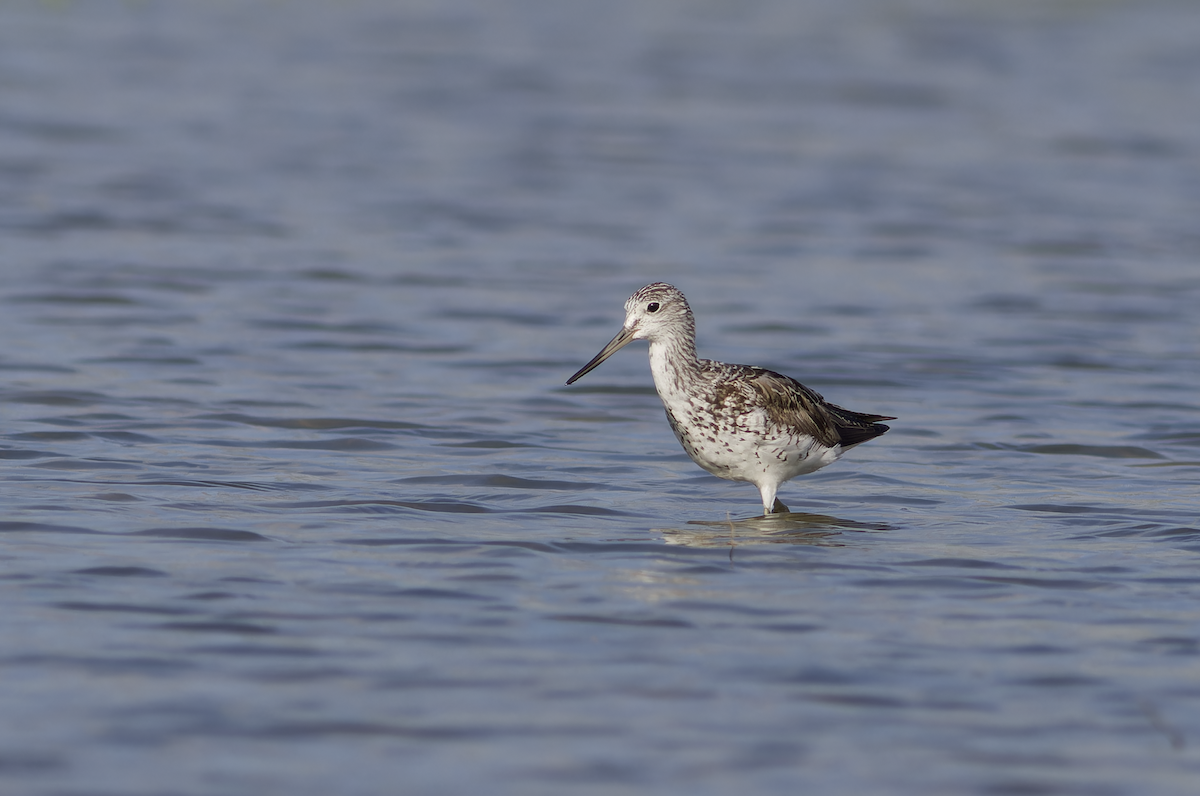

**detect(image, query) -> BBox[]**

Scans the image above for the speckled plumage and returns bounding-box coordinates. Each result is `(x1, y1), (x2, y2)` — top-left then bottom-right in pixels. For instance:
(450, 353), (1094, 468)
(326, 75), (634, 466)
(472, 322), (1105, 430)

(567, 282), (893, 514)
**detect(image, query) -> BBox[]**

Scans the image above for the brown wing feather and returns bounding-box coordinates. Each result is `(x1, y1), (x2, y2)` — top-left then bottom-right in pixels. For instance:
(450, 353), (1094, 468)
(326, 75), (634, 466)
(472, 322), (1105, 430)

(741, 368), (893, 448)
(743, 370), (841, 447)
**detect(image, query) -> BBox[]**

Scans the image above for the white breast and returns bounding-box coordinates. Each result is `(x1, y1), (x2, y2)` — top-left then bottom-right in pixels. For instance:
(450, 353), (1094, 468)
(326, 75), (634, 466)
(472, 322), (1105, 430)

(660, 391), (840, 485)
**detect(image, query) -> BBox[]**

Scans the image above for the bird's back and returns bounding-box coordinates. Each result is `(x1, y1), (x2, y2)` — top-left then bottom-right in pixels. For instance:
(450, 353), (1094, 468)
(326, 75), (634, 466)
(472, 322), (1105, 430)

(701, 361), (892, 449)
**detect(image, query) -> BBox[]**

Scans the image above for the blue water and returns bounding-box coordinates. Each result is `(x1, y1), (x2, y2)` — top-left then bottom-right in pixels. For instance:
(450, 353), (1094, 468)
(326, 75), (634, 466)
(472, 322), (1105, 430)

(2, 1), (1200, 794)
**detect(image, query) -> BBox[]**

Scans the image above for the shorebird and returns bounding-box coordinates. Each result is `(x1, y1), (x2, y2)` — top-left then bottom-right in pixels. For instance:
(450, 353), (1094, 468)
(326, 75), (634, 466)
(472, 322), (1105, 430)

(566, 283), (893, 515)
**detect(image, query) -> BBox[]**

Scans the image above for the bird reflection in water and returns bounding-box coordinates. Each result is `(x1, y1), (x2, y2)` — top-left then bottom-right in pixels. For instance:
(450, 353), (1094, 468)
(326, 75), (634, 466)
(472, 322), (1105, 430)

(658, 510), (890, 548)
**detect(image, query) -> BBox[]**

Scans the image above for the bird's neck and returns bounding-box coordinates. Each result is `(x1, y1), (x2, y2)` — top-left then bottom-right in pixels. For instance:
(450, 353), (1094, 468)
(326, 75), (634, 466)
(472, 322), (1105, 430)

(647, 333), (701, 399)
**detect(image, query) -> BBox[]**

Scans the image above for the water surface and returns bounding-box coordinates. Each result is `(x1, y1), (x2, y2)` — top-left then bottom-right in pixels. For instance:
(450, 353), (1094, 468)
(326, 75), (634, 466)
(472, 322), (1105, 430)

(2, 1), (1200, 794)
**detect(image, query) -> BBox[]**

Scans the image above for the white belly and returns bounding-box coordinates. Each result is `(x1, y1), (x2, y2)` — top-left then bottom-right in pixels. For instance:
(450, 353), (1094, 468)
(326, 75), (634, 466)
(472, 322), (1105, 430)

(663, 402), (842, 488)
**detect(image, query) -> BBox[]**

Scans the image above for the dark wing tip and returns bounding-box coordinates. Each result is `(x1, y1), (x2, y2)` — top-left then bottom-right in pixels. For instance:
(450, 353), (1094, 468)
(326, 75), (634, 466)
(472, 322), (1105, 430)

(826, 406), (894, 448)
(838, 422), (890, 447)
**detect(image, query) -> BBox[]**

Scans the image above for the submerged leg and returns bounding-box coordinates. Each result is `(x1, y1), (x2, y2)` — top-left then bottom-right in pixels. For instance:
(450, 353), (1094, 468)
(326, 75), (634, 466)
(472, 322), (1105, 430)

(758, 482), (788, 515)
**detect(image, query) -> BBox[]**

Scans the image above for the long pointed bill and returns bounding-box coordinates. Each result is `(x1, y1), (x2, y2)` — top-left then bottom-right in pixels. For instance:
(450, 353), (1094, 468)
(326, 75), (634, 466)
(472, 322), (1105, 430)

(566, 326), (637, 384)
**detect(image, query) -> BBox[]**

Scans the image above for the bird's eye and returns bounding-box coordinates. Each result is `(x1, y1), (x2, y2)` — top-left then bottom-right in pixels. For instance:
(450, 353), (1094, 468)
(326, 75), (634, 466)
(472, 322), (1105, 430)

(646, 302), (660, 313)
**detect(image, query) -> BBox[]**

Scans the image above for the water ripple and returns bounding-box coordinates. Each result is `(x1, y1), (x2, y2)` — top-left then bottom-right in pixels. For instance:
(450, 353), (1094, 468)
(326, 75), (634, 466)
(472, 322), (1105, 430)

(127, 527), (273, 542)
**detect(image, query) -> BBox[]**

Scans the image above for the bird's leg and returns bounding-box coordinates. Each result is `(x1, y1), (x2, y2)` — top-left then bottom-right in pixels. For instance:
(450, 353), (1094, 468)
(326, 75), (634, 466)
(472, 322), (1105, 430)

(758, 483), (788, 515)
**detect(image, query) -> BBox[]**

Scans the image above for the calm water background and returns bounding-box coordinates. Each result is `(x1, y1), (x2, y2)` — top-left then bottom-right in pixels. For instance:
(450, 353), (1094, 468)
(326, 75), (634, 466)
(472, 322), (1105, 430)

(2, 1), (1200, 794)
